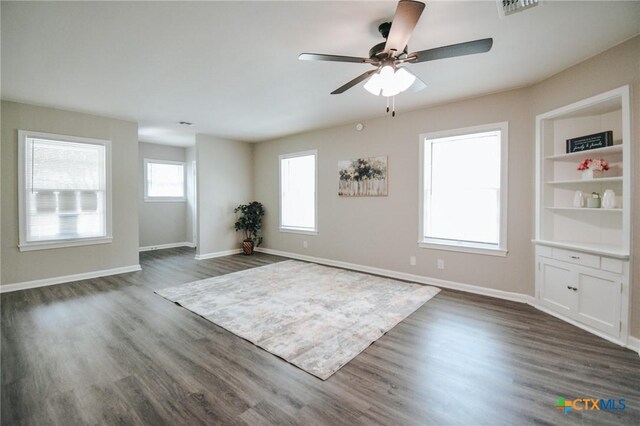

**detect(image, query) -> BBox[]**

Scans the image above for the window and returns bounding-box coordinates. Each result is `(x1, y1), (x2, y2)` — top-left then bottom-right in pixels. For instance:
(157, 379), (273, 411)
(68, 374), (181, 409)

(419, 123), (508, 256)
(279, 150), (317, 234)
(144, 159), (186, 201)
(18, 130), (112, 251)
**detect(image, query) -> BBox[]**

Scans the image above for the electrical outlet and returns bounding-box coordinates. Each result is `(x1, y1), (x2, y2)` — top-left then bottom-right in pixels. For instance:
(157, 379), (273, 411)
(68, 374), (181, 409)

(409, 256), (416, 266)
(437, 259), (445, 270)
(303, 241), (308, 248)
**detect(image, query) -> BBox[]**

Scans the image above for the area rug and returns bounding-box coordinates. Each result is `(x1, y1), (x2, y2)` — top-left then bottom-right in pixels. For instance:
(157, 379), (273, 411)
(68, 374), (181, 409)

(156, 260), (440, 380)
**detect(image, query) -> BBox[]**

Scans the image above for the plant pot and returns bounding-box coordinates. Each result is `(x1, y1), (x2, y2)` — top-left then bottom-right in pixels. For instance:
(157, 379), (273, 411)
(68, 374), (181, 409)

(242, 241), (254, 255)
(581, 169), (604, 180)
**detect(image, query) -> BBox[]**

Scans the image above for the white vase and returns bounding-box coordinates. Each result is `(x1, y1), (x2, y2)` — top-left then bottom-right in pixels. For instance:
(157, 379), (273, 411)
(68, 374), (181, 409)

(602, 190), (616, 209)
(573, 190), (584, 208)
(581, 169), (603, 180)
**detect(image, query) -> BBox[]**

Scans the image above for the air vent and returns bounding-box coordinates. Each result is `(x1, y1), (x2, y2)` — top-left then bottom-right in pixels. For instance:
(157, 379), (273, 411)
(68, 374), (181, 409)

(498, 0), (541, 18)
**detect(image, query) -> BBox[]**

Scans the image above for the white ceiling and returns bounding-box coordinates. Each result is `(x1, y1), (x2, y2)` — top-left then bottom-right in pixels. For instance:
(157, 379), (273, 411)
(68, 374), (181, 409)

(2, 1), (639, 146)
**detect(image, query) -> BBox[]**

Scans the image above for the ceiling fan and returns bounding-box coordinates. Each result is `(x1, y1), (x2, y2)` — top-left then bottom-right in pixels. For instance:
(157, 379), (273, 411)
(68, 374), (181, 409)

(299, 0), (493, 115)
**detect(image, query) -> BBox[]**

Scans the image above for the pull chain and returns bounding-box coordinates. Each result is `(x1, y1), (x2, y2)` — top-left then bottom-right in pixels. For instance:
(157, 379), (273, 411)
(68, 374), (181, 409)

(383, 96), (397, 117)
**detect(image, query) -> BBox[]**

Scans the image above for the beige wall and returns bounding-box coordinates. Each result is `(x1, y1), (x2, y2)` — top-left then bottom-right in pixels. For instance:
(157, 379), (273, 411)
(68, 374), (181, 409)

(254, 88), (535, 295)
(1, 101), (139, 285)
(195, 134), (253, 256)
(254, 35), (640, 338)
(530, 36), (640, 337)
(138, 142), (189, 247)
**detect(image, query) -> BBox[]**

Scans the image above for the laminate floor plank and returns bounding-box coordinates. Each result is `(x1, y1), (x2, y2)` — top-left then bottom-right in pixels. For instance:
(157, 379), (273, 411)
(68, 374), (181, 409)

(2, 248), (639, 425)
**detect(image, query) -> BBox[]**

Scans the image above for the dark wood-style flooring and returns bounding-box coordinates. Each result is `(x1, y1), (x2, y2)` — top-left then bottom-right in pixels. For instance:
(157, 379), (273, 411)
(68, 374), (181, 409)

(2, 247), (639, 425)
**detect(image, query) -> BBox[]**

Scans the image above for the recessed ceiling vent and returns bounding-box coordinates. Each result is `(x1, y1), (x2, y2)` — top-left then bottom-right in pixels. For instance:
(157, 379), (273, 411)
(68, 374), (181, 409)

(498, 0), (541, 18)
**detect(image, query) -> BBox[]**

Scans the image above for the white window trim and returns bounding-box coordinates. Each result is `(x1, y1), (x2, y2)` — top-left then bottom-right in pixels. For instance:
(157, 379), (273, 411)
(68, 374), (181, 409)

(143, 158), (187, 202)
(279, 149), (318, 234)
(418, 122), (509, 257)
(18, 130), (113, 252)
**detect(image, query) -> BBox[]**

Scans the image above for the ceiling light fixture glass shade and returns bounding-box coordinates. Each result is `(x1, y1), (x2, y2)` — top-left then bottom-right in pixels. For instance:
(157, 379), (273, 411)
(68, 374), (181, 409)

(364, 65), (416, 97)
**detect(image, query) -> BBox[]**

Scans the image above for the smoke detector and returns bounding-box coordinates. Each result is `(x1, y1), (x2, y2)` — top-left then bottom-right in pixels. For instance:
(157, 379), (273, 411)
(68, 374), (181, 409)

(497, 0), (541, 18)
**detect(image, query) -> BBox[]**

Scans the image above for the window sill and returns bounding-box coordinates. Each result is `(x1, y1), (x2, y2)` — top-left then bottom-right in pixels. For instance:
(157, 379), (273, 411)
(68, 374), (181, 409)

(19, 237), (113, 252)
(144, 198), (186, 203)
(279, 227), (318, 236)
(418, 240), (508, 257)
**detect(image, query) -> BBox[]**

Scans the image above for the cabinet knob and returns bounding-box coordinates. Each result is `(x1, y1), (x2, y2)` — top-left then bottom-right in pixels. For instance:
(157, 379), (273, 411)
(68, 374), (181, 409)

(572, 287), (578, 291)
(570, 256), (580, 260)
(567, 285), (572, 290)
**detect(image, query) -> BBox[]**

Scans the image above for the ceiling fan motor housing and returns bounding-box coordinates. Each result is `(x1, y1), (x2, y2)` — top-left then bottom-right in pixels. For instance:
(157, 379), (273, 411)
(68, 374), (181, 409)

(370, 22), (408, 60)
(378, 22), (392, 39)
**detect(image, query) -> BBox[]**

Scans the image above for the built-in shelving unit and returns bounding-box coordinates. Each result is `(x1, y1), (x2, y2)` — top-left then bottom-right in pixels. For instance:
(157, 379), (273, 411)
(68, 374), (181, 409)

(535, 86), (631, 255)
(534, 86), (632, 347)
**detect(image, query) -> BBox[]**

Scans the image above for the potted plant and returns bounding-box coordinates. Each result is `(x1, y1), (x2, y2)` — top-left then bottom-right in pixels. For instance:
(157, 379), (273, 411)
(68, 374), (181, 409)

(578, 158), (609, 179)
(234, 201), (265, 255)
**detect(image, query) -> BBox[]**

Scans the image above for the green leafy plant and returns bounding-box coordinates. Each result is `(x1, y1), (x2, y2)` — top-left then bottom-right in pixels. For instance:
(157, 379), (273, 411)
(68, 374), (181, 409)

(234, 201), (265, 246)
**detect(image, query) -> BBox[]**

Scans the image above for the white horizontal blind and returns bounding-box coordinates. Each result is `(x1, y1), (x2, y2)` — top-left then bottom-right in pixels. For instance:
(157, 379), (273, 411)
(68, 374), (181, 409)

(24, 137), (107, 242)
(424, 130), (501, 245)
(280, 153), (316, 231)
(146, 161), (185, 198)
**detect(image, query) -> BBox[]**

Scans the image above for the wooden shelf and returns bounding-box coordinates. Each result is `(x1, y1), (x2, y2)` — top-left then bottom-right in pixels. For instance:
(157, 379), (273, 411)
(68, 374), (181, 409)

(545, 144), (622, 161)
(544, 207), (622, 212)
(545, 177), (623, 185)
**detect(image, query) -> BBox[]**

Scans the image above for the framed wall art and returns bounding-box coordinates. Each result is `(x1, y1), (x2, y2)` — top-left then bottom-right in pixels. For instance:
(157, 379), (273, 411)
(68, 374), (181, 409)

(338, 156), (387, 197)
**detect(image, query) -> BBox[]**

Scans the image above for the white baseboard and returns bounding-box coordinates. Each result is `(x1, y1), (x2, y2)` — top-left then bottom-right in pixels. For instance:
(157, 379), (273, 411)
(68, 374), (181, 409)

(0, 264), (142, 294)
(625, 336), (640, 354)
(256, 247), (639, 355)
(139, 242), (195, 252)
(525, 299), (634, 350)
(255, 248), (530, 303)
(195, 249), (242, 260)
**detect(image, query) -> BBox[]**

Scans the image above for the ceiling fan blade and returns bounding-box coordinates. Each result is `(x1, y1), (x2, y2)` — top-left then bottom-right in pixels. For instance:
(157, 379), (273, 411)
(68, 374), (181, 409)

(299, 53), (372, 64)
(331, 70), (378, 95)
(384, 0), (426, 57)
(409, 38), (493, 63)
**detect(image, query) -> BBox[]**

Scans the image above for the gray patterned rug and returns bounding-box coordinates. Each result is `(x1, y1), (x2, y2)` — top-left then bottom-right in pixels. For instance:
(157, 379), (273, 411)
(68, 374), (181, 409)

(156, 260), (440, 380)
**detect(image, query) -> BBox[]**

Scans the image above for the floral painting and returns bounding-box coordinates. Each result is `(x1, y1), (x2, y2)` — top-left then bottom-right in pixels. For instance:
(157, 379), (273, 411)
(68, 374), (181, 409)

(338, 156), (388, 196)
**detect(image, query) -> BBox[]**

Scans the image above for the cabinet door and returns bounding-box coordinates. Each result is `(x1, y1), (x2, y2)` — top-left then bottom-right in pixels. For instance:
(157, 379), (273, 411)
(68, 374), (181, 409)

(575, 268), (621, 337)
(539, 258), (575, 316)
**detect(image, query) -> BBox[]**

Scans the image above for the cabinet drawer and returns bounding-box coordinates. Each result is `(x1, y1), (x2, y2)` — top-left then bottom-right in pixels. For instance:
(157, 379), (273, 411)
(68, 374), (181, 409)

(551, 248), (600, 269)
(601, 257), (624, 274)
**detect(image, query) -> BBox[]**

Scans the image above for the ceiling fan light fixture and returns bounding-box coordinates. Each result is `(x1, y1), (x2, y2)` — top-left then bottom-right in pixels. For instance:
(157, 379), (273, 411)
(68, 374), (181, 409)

(394, 67), (416, 92)
(363, 72), (383, 96)
(381, 86), (401, 97)
(364, 65), (415, 97)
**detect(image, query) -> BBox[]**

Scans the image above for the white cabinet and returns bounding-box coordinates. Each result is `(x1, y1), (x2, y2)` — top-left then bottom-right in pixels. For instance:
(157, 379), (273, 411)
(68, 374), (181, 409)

(534, 86), (632, 346)
(539, 257), (574, 315)
(574, 269), (621, 337)
(537, 252), (624, 339)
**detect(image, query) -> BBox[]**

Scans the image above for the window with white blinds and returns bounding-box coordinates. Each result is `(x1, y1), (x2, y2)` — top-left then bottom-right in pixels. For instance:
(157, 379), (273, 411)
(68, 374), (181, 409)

(18, 131), (111, 251)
